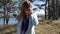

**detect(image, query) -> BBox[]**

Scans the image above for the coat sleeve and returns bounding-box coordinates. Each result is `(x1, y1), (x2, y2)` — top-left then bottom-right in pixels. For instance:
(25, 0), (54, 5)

(16, 22), (20, 34)
(16, 20), (22, 34)
(32, 14), (39, 26)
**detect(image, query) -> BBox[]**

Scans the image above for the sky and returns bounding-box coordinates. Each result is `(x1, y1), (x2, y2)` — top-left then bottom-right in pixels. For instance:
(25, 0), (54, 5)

(13, 0), (46, 15)
(32, 0), (45, 15)
(0, 0), (45, 15)
(0, 0), (46, 25)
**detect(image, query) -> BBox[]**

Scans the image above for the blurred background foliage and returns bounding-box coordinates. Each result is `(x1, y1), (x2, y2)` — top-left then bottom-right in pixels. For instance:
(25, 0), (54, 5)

(0, 0), (60, 34)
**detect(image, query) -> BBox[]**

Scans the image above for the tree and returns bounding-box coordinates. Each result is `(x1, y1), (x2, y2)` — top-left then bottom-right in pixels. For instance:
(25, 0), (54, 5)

(1, 0), (12, 26)
(48, 0), (59, 20)
(45, 0), (48, 19)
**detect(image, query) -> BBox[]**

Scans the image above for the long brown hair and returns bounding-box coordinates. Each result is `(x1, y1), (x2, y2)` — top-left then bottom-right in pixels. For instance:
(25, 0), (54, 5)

(16, 0), (33, 20)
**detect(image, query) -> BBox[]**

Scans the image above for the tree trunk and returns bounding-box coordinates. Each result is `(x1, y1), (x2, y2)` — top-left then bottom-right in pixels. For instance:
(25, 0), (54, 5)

(3, 6), (6, 26)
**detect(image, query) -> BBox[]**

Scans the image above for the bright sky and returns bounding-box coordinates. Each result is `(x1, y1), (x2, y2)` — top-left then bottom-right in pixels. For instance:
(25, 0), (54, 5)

(33, 1), (45, 15)
(0, 0), (45, 15)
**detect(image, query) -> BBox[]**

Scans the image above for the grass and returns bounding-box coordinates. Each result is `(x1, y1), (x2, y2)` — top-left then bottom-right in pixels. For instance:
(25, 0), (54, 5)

(0, 19), (60, 34)
(35, 19), (60, 34)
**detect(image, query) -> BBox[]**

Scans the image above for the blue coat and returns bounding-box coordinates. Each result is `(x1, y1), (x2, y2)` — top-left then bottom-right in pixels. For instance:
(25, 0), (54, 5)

(16, 13), (39, 34)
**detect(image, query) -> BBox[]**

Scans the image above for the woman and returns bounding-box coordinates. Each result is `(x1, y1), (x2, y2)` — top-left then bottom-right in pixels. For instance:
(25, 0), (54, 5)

(16, 0), (39, 34)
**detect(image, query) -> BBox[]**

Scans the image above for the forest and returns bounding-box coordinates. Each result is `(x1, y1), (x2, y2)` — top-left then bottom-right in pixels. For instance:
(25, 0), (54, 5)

(0, 0), (60, 34)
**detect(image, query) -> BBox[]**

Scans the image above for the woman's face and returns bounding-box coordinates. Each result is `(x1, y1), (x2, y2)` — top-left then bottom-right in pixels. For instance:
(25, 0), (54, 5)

(24, 7), (32, 16)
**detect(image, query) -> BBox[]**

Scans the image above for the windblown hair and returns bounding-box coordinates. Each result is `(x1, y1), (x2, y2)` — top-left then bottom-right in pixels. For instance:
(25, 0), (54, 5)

(16, 0), (33, 20)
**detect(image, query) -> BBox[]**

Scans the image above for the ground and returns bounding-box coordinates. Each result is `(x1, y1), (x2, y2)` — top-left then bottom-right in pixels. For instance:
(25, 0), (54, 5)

(0, 19), (60, 34)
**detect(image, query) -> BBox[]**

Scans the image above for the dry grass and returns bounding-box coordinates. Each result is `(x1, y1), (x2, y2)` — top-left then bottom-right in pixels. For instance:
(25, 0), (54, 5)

(0, 19), (60, 34)
(35, 19), (60, 34)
